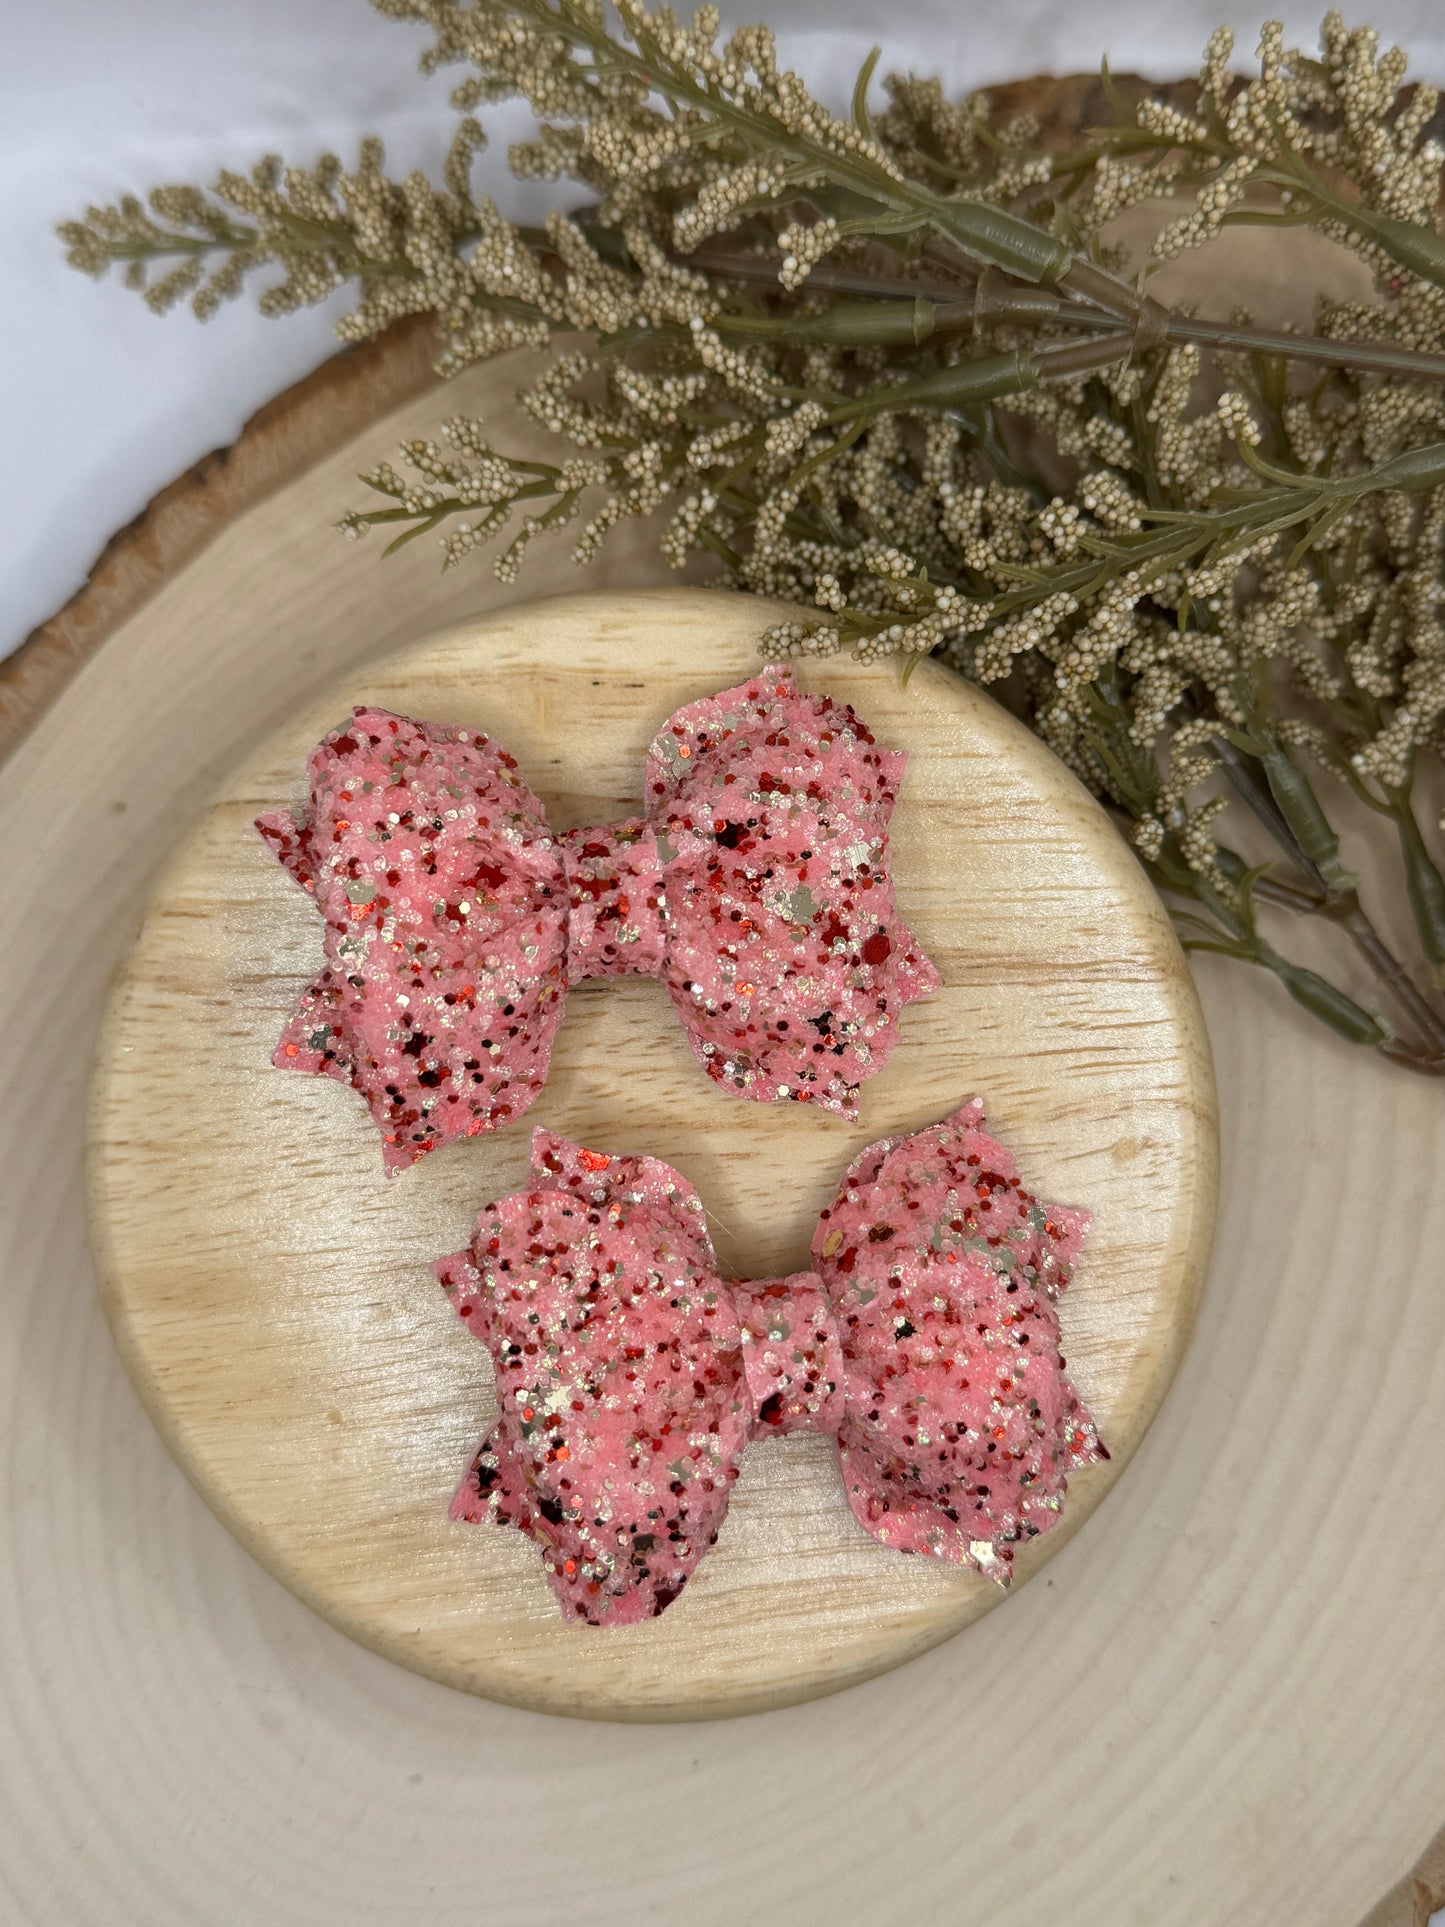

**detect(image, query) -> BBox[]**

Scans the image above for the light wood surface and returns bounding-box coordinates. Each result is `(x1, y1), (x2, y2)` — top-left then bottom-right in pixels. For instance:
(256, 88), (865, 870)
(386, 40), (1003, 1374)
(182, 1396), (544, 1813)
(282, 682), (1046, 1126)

(4, 71), (1445, 1922)
(86, 589), (1215, 1719)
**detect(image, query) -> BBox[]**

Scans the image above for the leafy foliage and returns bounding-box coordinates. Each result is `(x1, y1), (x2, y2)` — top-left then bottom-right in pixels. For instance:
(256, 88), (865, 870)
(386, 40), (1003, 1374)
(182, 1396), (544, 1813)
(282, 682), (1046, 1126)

(61, 3), (1445, 1069)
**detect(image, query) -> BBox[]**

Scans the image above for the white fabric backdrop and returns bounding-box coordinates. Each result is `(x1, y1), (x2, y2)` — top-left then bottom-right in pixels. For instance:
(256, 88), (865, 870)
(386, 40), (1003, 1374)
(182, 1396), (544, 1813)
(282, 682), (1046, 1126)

(6, 0), (1445, 660)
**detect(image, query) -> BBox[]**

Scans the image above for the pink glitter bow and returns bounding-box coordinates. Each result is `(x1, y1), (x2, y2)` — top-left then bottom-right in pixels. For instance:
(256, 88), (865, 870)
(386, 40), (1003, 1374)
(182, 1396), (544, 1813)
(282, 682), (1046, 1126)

(437, 1101), (1104, 1626)
(259, 671), (940, 1172)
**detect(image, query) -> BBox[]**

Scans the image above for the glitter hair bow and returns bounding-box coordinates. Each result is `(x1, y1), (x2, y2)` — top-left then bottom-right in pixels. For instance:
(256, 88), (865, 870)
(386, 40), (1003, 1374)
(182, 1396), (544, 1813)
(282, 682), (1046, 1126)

(259, 672), (940, 1172)
(437, 1101), (1103, 1626)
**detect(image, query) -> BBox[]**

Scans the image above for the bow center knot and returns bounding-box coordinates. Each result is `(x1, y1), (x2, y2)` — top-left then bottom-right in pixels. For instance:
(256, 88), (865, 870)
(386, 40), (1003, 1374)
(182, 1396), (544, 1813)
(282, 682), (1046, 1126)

(559, 820), (669, 981)
(732, 1272), (847, 1436)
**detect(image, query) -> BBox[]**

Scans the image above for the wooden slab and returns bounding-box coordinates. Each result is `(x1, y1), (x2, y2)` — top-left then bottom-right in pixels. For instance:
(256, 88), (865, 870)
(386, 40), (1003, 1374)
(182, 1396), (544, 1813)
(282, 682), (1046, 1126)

(85, 588), (1215, 1719)
(5, 73), (1445, 1917)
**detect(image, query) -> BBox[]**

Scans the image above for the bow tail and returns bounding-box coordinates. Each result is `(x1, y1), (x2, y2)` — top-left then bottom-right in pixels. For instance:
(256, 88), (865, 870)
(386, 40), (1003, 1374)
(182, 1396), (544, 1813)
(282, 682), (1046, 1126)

(450, 1422), (713, 1628)
(446, 1403), (639, 1628)
(271, 965), (356, 1083)
(887, 911), (945, 1006)
(835, 1431), (1016, 1587)
(450, 1429), (648, 1627)
(449, 1424), (531, 1530)
(256, 810), (316, 892)
(271, 966), (434, 1176)
(836, 1379), (1107, 1588)
(448, 1421), (615, 1625)
(272, 969), (568, 1173)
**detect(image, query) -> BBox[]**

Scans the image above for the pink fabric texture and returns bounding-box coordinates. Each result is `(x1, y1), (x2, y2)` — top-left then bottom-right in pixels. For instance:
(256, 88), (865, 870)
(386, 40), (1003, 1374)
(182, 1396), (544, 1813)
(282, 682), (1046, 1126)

(259, 672), (941, 1172)
(437, 1102), (1103, 1626)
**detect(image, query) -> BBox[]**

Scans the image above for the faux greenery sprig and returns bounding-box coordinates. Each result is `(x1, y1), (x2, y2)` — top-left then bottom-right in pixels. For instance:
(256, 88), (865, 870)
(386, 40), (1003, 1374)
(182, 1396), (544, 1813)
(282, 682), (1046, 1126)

(61, 1), (1445, 1072)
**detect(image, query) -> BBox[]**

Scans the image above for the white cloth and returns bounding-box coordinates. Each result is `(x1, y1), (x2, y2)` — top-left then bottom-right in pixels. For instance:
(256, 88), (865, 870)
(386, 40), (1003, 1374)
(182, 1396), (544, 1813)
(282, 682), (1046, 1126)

(4, 0), (1445, 659)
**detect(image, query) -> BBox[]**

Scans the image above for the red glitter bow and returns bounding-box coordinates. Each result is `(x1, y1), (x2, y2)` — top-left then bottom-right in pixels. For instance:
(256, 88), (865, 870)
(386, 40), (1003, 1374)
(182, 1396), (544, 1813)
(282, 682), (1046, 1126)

(259, 672), (940, 1172)
(437, 1102), (1103, 1626)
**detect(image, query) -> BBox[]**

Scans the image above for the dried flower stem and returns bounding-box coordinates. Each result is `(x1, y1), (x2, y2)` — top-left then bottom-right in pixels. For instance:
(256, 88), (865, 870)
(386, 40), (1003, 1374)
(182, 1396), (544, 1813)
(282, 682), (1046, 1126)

(59, 3), (1445, 1072)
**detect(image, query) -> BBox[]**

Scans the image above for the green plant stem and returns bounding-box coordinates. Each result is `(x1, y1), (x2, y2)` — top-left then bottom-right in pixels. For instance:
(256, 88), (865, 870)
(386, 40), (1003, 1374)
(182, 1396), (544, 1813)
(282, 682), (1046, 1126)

(1334, 898), (1445, 1052)
(1378, 1040), (1445, 1073)
(1076, 108), (1445, 294)
(1207, 737), (1445, 1056)
(97, 185), (1445, 390)
(439, 0), (1445, 371)
(692, 242), (1445, 382)
(1386, 785), (1445, 969)
(1180, 874), (1445, 1066)
(1249, 870), (1445, 1063)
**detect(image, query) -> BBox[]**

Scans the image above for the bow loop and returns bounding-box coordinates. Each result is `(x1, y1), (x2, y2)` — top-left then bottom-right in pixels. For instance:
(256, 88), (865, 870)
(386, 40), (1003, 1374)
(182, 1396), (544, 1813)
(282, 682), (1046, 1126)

(263, 673), (940, 1170)
(441, 1128), (751, 1625)
(260, 707), (569, 1169)
(639, 673), (939, 1115)
(439, 1108), (1101, 1624)
(812, 1099), (1103, 1584)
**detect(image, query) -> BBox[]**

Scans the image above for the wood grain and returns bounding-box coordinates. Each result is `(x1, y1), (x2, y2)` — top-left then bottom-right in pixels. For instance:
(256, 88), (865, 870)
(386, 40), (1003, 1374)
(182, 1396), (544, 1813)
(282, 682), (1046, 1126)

(3, 71), (1444, 1922)
(86, 589), (1215, 1719)
(0, 316), (439, 764)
